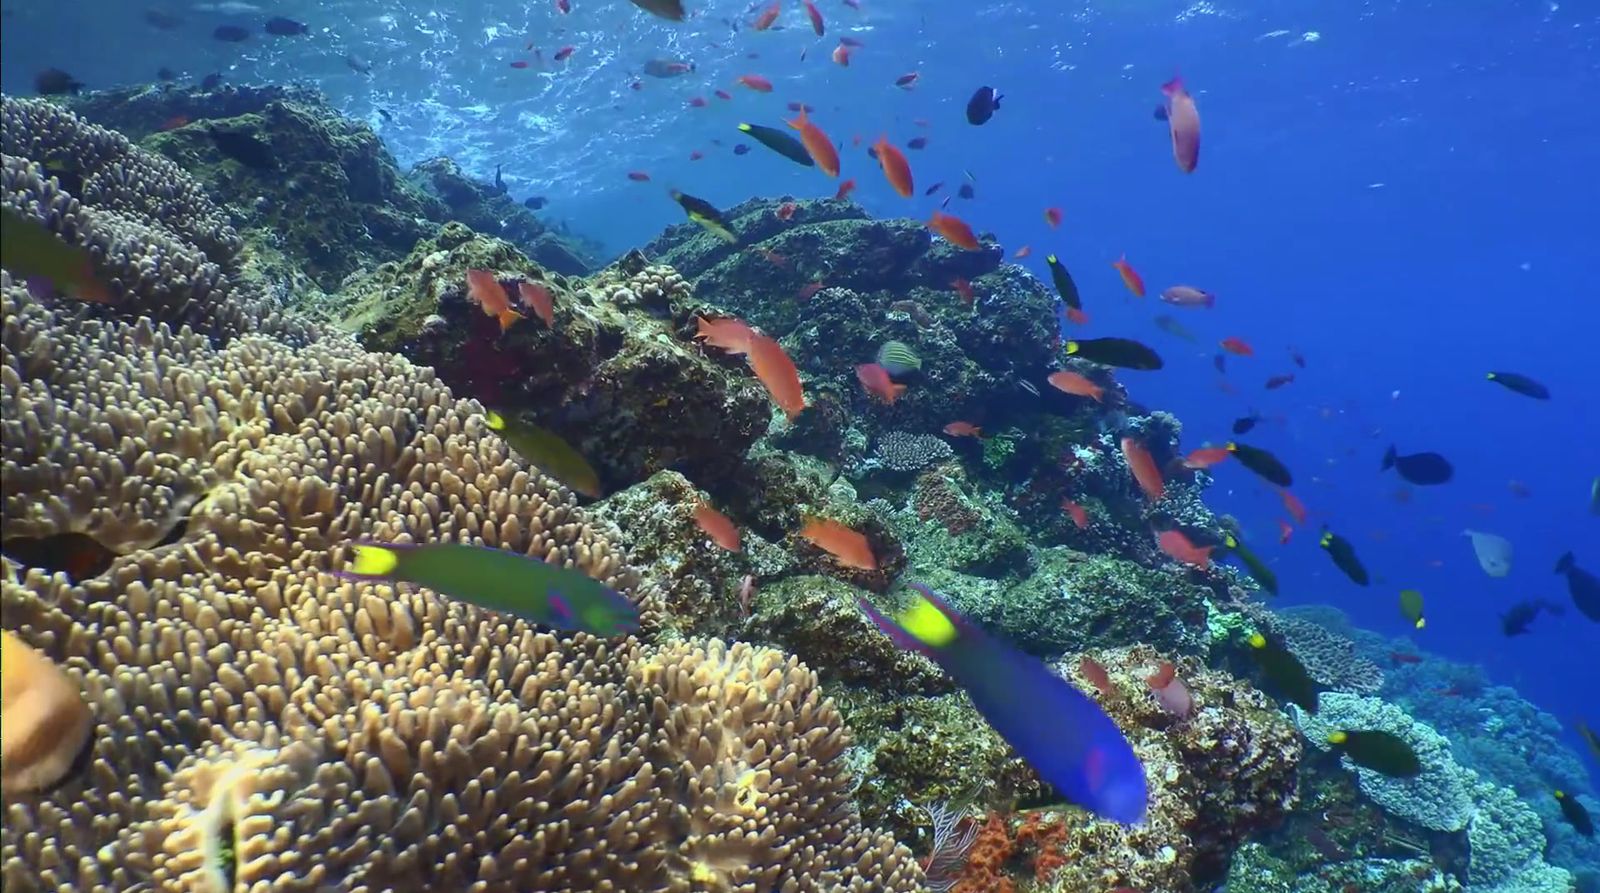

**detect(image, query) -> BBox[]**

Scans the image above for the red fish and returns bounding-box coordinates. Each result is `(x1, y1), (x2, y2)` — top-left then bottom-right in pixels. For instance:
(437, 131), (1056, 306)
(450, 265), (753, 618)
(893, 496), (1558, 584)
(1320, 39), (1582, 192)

(1013, 244), (1032, 259)
(753, 1), (779, 30)
(1219, 337), (1254, 356)
(855, 363), (906, 404)
(1181, 446), (1230, 469)
(1078, 655), (1113, 697)
(831, 43), (851, 66)
(695, 316), (755, 355)
(1043, 207), (1063, 228)
(1146, 661), (1194, 719)
(1390, 652), (1423, 665)
(689, 150), (704, 160)
(927, 210), (980, 250)
(553, 45), (575, 62)
(1157, 530), (1212, 570)
(874, 136), (914, 197)
(627, 171), (650, 181)
(517, 281), (556, 329)
(158, 114), (190, 131)
(1047, 370), (1104, 403)
(756, 248), (789, 268)
(951, 277), (974, 304)
(1112, 254), (1145, 297)
(465, 270), (523, 332)
(1278, 488), (1307, 525)
(798, 516), (876, 571)
(1160, 285), (1214, 308)
(894, 72), (919, 88)
(943, 421), (982, 438)
(688, 96), (708, 107)
(714, 89), (733, 100)
(748, 333), (805, 419)
(834, 178), (856, 201)
(796, 281), (825, 301)
(510, 60), (530, 69)
(1121, 436), (1164, 502)
(738, 74), (773, 93)
(802, 0), (824, 35)
(1265, 373), (1295, 390)
(554, 0), (570, 11)
(694, 502), (742, 552)
(776, 202), (797, 221)
(1278, 519), (1293, 545)
(1161, 75), (1201, 174)
(1062, 498), (1090, 531)
(789, 107), (840, 177)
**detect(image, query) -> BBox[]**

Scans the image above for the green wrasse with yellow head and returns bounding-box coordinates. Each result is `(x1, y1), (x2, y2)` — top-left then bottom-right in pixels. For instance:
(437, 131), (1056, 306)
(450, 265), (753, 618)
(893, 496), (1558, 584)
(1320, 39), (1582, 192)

(669, 189), (738, 244)
(485, 410), (602, 499)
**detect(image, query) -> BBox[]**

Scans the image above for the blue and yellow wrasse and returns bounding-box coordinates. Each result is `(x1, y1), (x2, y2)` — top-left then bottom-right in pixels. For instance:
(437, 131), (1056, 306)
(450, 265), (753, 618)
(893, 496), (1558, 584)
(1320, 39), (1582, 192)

(337, 541), (639, 636)
(858, 584), (1148, 824)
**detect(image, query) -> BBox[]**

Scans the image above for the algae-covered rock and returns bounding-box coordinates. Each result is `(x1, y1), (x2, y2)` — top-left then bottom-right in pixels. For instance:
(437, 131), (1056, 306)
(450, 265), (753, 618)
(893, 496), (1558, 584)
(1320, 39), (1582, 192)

(407, 156), (598, 275)
(878, 462), (1032, 578)
(747, 575), (946, 693)
(1226, 843), (1462, 893)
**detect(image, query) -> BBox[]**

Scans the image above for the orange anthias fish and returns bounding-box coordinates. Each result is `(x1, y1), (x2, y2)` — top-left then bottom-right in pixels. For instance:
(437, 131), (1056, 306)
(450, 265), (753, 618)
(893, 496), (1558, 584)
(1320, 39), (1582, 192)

(1279, 488), (1307, 525)
(855, 362), (906, 405)
(788, 108), (841, 177)
(1220, 337), (1254, 356)
(517, 281), (556, 329)
(802, 0), (825, 35)
(1182, 446), (1230, 469)
(1044, 207), (1063, 229)
(799, 516), (877, 570)
(1121, 436), (1165, 502)
(1013, 245), (1032, 259)
(831, 42), (852, 66)
(1047, 370), (1105, 403)
(738, 74), (774, 92)
(748, 333), (805, 419)
(695, 315), (756, 355)
(694, 502), (742, 552)
(928, 210), (980, 250)
(1078, 655), (1114, 697)
(1112, 254), (1146, 297)
(1157, 529), (1212, 570)
(1062, 498), (1090, 530)
(944, 421), (982, 438)
(834, 178), (857, 201)
(159, 114), (190, 131)
(1278, 519), (1293, 545)
(776, 201), (797, 221)
(1161, 75), (1201, 174)
(466, 270), (523, 332)
(753, 1), (779, 30)
(952, 277), (975, 304)
(873, 136), (914, 198)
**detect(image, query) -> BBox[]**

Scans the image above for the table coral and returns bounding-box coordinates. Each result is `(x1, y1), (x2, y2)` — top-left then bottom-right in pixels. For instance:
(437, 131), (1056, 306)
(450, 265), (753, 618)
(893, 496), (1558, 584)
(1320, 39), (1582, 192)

(1271, 608), (1386, 695)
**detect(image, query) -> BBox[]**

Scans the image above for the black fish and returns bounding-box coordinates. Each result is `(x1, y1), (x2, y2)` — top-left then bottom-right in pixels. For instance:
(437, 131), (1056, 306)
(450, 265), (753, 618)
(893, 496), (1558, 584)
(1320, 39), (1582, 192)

(958, 183), (975, 200)
(212, 24), (251, 41)
(1381, 446), (1453, 486)
(966, 86), (1002, 125)
(34, 68), (84, 96)
(264, 16), (308, 35)
(523, 196), (548, 211)
(1555, 552), (1600, 623)
(1226, 441), (1293, 487)
(1247, 632), (1317, 712)
(1499, 598), (1562, 636)
(1556, 791), (1594, 837)
(923, 182), (944, 197)
(906, 136), (928, 150)
(492, 164), (507, 196)
(1064, 337), (1162, 371)
(200, 72), (225, 90)
(156, 67), (177, 81)
(1319, 527), (1369, 586)
(1329, 730), (1421, 778)
(737, 123), (814, 167)
(1223, 532), (1277, 596)
(1045, 255), (1081, 312)
(1486, 370), (1549, 400)
(377, 107), (393, 123)
(669, 190), (737, 244)
(733, 143), (750, 155)
(143, 8), (184, 29)
(207, 126), (277, 169)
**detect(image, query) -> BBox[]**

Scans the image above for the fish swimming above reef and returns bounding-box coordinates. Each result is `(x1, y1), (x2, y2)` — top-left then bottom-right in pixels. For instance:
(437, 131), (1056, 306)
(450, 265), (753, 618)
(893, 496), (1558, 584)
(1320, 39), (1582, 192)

(669, 189), (738, 243)
(966, 86), (1002, 125)
(33, 67), (84, 96)
(643, 57), (695, 77)
(337, 542), (639, 636)
(1381, 446), (1453, 486)
(484, 410), (601, 498)
(1499, 598), (1562, 636)
(1319, 527), (1370, 586)
(1328, 730), (1422, 778)
(1398, 589), (1425, 629)
(858, 584), (1148, 824)
(1463, 529), (1513, 577)
(1247, 632), (1318, 712)
(1222, 532), (1277, 595)
(629, 0), (686, 20)
(875, 340), (922, 376)
(1225, 441), (1293, 487)
(799, 516), (876, 570)
(1065, 337), (1163, 371)
(1554, 551), (1600, 622)
(738, 122), (815, 167)
(1555, 790), (1594, 837)
(1485, 370), (1549, 400)
(1046, 255), (1084, 318)
(263, 15), (308, 35)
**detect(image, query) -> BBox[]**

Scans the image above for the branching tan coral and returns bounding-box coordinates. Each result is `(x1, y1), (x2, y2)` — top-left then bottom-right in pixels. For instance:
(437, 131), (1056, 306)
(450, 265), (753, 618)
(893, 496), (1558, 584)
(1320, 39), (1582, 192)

(0, 276), (922, 892)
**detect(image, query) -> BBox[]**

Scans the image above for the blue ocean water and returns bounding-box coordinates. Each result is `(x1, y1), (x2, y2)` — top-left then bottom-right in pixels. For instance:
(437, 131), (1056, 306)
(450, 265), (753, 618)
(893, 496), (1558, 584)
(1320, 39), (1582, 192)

(3, 0), (1594, 775)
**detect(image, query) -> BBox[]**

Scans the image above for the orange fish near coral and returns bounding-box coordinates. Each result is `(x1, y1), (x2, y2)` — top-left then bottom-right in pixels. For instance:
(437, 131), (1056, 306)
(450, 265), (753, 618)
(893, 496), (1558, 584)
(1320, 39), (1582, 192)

(799, 516), (877, 570)
(694, 502), (742, 552)
(748, 333), (805, 419)
(695, 315), (756, 355)
(753, 1), (779, 30)
(1047, 370), (1104, 403)
(1121, 436), (1164, 502)
(517, 281), (556, 329)
(855, 362), (906, 405)
(928, 210), (981, 250)
(1220, 337), (1254, 356)
(1157, 530), (1211, 570)
(834, 178), (857, 201)
(1182, 446), (1230, 470)
(776, 202), (797, 221)
(466, 270), (523, 332)
(944, 421), (982, 438)
(1279, 488), (1307, 525)
(873, 136), (915, 198)
(788, 107), (841, 177)
(1161, 75), (1201, 174)
(1062, 498), (1090, 530)
(738, 74), (774, 92)
(952, 277), (975, 304)
(1078, 655), (1114, 697)
(1112, 254), (1145, 297)
(1146, 661), (1193, 719)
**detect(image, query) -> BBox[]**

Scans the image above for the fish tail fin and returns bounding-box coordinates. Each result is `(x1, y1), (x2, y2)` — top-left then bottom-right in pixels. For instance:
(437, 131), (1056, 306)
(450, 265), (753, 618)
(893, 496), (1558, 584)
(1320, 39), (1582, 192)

(1204, 292), (1216, 309)
(1382, 445), (1396, 471)
(1555, 551), (1574, 574)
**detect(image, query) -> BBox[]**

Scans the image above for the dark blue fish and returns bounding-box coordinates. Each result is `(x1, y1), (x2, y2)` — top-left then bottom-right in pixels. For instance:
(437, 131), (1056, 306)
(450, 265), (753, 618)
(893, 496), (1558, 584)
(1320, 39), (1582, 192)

(264, 16), (308, 35)
(212, 24), (250, 41)
(966, 86), (1002, 125)
(859, 584), (1148, 824)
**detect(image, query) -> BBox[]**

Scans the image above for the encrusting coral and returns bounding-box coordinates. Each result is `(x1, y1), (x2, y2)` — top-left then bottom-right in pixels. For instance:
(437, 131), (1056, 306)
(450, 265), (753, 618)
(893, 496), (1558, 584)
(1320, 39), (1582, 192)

(0, 269), (923, 890)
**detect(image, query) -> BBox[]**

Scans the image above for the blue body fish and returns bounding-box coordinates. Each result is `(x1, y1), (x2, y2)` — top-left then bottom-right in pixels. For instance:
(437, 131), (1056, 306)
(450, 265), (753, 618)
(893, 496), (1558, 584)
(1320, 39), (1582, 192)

(858, 584), (1148, 824)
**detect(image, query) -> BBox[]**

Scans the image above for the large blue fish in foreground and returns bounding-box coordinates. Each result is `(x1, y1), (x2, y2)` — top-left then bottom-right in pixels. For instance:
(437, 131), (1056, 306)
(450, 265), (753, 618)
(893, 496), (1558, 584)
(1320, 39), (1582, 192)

(858, 584), (1148, 824)
(337, 541), (640, 636)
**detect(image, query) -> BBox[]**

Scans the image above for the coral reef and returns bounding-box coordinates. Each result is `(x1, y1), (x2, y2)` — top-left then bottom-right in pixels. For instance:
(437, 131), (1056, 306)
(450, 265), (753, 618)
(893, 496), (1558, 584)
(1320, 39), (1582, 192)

(1271, 607), (1386, 695)
(0, 274), (922, 891)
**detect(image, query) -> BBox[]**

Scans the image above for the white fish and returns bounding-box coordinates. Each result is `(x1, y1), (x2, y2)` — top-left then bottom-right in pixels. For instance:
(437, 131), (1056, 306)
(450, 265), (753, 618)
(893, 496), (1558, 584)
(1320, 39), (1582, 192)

(1463, 529), (1513, 577)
